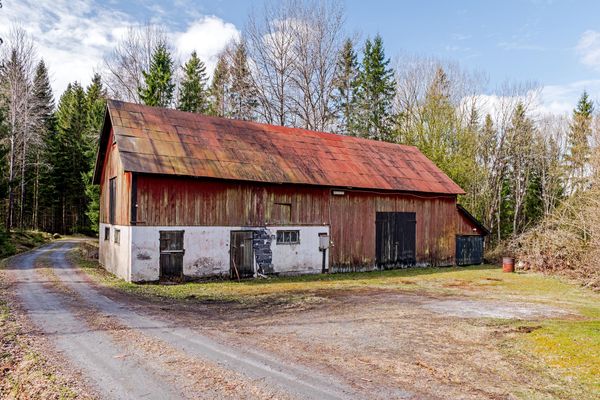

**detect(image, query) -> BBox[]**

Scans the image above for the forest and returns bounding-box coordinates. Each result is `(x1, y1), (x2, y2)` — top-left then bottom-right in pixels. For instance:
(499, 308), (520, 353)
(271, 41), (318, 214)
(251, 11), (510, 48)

(0, 1), (597, 285)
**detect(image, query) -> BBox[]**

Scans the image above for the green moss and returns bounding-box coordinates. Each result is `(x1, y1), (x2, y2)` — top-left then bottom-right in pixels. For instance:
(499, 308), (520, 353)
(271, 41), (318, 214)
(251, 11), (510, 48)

(519, 320), (600, 395)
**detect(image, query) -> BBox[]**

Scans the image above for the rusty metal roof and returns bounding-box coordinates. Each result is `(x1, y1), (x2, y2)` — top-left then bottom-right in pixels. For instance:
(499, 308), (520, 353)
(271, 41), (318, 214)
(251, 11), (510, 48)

(94, 100), (465, 194)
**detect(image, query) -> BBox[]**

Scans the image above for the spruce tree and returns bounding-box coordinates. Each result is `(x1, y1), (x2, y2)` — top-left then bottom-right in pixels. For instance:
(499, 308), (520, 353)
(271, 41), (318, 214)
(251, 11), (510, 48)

(229, 42), (257, 120)
(333, 39), (360, 135)
(138, 42), (175, 107)
(565, 91), (593, 193)
(83, 74), (107, 233)
(354, 34), (396, 141)
(210, 54), (230, 117)
(177, 51), (210, 113)
(31, 60), (55, 229)
(48, 83), (89, 233)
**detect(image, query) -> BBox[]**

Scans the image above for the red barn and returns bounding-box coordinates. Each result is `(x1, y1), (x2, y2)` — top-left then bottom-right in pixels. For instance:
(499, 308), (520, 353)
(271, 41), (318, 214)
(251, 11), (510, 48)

(93, 100), (486, 282)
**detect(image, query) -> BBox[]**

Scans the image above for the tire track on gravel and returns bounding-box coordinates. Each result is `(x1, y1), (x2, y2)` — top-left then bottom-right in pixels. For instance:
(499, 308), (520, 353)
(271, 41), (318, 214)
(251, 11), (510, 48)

(51, 240), (362, 400)
(8, 242), (183, 400)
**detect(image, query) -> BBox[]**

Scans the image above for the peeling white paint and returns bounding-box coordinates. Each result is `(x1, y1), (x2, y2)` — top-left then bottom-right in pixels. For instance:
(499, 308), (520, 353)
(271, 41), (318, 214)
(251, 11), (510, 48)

(99, 224), (329, 282)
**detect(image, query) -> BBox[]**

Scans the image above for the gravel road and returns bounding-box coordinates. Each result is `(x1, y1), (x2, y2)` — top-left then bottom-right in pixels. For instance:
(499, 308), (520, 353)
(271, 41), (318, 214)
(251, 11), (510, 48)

(6, 241), (361, 400)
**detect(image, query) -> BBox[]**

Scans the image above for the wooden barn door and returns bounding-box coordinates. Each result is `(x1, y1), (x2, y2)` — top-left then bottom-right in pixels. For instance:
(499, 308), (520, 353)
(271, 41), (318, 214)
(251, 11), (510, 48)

(375, 212), (416, 267)
(456, 235), (483, 266)
(159, 231), (184, 281)
(230, 231), (255, 279)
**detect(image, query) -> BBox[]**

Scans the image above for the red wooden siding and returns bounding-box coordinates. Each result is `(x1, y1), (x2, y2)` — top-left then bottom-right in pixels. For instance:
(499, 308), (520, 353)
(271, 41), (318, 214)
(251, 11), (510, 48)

(135, 175), (329, 227)
(329, 191), (457, 268)
(134, 175), (458, 268)
(99, 128), (131, 225)
(457, 210), (485, 236)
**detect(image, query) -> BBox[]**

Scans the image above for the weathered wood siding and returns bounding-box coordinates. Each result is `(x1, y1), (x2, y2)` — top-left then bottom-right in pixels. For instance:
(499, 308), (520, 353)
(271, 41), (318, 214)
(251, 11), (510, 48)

(134, 175), (458, 268)
(457, 210), (485, 235)
(99, 129), (131, 225)
(135, 175), (329, 226)
(329, 191), (457, 268)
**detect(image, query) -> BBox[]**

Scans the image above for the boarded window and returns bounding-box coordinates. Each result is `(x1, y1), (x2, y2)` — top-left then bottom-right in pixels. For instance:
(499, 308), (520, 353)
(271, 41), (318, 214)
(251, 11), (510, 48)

(274, 202), (292, 224)
(276, 230), (299, 244)
(109, 177), (116, 224)
(104, 227), (110, 241)
(114, 229), (120, 244)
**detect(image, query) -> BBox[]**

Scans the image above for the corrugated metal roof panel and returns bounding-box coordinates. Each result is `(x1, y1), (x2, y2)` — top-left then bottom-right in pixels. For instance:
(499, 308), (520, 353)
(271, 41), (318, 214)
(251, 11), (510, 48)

(104, 100), (465, 195)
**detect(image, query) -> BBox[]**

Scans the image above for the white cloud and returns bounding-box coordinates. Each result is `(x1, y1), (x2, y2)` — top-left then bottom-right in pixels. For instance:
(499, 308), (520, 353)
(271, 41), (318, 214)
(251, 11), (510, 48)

(0, 0), (133, 96)
(464, 79), (600, 121)
(0, 1), (240, 98)
(576, 30), (600, 70)
(173, 15), (240, 73)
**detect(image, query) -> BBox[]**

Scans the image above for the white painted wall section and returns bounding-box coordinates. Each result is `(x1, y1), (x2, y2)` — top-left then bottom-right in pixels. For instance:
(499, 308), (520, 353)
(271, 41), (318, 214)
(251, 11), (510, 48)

(118, 225), (330, 282)
(98, 223), (131, 281)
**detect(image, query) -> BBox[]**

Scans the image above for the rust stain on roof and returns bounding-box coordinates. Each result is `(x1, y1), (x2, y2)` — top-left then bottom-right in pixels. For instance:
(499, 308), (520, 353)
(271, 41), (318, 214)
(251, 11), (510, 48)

(95, 99), (465, 195)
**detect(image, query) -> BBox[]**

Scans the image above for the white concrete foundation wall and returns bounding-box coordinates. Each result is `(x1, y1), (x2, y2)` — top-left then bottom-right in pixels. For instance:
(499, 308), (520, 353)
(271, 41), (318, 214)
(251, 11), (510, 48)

(269, 226), (329, 275)
(127, 225), (329, 282)
(98, 223), (131, 281)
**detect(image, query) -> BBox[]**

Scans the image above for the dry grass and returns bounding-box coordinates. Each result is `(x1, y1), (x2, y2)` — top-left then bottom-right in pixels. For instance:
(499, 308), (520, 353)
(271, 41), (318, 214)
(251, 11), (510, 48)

(73, 244), (600, 398)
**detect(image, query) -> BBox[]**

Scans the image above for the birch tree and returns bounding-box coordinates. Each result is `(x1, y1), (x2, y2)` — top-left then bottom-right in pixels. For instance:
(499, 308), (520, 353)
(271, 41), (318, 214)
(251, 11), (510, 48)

(0, 26), (37, 229)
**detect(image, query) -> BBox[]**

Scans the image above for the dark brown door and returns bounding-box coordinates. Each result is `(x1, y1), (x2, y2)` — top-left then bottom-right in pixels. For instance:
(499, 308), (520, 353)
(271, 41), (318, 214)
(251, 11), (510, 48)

(375, 212), (416, 267)
(159, 231), (184, 280)
(230, 231), (254, 279)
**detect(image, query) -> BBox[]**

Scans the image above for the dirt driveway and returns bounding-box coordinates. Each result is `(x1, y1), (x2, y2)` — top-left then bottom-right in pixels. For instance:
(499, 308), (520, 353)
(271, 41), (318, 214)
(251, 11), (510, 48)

(3, 241), (586, 399)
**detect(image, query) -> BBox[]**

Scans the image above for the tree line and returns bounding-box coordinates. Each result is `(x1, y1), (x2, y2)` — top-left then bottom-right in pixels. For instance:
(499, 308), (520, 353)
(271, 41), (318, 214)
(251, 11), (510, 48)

(0, 0), (597, 254)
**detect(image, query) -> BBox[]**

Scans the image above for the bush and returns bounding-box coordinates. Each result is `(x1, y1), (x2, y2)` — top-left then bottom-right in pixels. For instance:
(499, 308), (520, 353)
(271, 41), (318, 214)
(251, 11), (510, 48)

(511, 188), (600, 289)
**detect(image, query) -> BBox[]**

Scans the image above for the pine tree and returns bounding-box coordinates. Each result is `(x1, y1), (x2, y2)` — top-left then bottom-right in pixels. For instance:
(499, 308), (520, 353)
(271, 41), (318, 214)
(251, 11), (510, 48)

(138, 42), (175, 108)
(354, 34), (396, 141)
(565, 91), (593, 193)
(177, 51), (210, 113)
(229, 42), (257, 120)
(210, 54), (230, 117)
(333, 39), (359, 135)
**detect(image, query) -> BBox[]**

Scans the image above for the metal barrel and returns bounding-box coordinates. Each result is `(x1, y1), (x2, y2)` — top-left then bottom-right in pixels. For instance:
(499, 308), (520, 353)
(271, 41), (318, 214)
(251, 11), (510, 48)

(502, 257), (515, 273)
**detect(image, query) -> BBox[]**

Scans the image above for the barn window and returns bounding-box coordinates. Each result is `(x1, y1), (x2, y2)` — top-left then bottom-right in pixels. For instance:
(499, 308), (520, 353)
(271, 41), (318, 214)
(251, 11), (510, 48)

(104, 227), (110, 241)
(109, 177), (116, 224)
(276, 230), (300, 244)
(114, 229), (120, 244)
(274, 202), (292, 224)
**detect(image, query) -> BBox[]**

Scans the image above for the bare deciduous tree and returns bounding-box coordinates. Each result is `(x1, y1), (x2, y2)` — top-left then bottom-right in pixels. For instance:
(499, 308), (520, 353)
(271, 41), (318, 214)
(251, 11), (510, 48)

(245, 0), (345, 129)
(102, 24), (168, 103)
(0, 26), (37, 229)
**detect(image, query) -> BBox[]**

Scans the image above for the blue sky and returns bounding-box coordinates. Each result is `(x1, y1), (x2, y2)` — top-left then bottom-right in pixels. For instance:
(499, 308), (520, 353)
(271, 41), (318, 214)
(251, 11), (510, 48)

(2, 0), (599, 114)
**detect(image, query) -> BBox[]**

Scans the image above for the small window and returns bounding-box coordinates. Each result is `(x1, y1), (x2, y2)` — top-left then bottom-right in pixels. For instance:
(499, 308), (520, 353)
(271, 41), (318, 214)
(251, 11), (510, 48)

(109, 177), (116, 224)
(114, 229), (120, 244)
(276, 230), (300, 245)
(104, 227), (110, 241)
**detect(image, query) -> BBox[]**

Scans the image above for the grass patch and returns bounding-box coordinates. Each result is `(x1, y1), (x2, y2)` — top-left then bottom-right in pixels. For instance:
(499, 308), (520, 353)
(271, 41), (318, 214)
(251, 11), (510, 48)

(0, 230), (53, 259)
(519, 320), (600, 395)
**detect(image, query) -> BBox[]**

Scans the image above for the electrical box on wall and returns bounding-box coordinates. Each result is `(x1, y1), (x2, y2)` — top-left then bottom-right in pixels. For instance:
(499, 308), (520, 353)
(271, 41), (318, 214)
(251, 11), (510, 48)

(318, 233), (329, 250)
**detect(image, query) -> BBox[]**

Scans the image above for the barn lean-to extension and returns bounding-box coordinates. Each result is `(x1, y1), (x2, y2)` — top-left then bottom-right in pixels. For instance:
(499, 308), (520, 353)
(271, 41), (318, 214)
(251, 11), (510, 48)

(93, 100), (487, 282)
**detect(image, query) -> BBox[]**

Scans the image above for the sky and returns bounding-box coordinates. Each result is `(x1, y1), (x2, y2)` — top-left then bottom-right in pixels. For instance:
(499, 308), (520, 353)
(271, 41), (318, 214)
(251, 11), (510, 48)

(1, 0), (600, 115)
